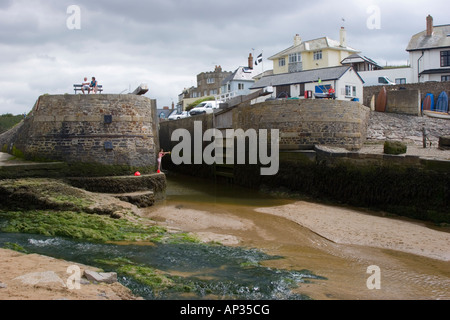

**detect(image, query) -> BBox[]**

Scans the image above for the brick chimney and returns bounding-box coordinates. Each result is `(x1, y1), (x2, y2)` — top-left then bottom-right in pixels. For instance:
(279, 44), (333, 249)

(426, 15), (433, 36)
(248, 53), (253, 69)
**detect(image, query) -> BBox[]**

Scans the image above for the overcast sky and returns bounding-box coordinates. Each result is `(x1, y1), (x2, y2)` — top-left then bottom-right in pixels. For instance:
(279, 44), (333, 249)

(0, 0), (447, 114)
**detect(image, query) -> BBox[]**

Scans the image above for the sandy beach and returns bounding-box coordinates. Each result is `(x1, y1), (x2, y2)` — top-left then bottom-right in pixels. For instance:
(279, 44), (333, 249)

(1, 194), (449, 300)
(0, 249), (139, 300)
(255, 201), (450, 262)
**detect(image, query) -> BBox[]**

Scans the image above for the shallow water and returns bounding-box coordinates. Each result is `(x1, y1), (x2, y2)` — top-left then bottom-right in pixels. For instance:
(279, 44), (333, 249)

(148, 172), (450, 300)
(1, 172), (449, 300)
(0, 232), (326, 300)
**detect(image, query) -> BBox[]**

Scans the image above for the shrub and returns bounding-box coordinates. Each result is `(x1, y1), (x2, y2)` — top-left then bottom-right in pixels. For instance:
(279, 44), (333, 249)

(384, 140), (407, 155)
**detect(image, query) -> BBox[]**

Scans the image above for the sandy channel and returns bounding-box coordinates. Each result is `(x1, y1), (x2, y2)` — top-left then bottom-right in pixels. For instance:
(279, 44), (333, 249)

(255, 201), (450, 262)
(144, 198), (450, 300)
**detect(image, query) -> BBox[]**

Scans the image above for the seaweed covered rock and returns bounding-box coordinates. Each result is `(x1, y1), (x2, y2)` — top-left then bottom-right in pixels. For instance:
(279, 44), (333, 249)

(0, 178), (139, 218)
(383, 140), (407, 155)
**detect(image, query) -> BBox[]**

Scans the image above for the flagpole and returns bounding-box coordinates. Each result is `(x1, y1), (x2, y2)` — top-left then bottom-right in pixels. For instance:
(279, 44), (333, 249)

(261, 50), (264, 73)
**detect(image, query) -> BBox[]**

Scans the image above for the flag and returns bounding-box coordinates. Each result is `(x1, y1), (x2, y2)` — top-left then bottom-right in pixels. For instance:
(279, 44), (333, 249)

(255, 53), (263, 66)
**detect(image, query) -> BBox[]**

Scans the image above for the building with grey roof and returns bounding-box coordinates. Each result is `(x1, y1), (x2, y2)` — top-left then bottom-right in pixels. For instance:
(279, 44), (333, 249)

(407, 15), (450, 83)
(251, 65), (364, 102)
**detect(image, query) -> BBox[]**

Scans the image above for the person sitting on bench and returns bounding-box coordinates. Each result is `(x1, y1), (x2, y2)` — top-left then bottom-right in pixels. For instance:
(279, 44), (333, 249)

(90, 77), (98, 94)
(81, 77), (90, 94)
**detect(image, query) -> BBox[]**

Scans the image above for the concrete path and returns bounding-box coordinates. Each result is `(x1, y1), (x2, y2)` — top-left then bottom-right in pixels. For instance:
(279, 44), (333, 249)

(0, 152), (14, 163)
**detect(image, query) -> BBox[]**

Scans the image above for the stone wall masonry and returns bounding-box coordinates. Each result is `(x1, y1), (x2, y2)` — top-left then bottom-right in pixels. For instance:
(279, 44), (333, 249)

(234, 99), (370, 151)
(159, 99), (370, 178)
(2, 94), (159, 169)
(160, 99), (370, 156)
(363, 82), (450, 115)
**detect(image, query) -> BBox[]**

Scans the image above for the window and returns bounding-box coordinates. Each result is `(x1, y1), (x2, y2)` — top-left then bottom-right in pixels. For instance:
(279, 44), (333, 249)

(289, 53), (301, 64)
(279, 58), (286, 67)
(441, 51), (450, 67)
(227, 83), (231, 91)
(378, 77), (389, 84)
(313, 50), (322, 60)
(345, 85), (356, 97)
(238, 83), (245, 90)
(442, 75), (450, 81)
(207, 78), (215, 84)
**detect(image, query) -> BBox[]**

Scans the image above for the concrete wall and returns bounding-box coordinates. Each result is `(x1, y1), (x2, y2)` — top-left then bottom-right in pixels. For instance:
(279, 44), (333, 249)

(386, 89), (421, 116)
(1, 94), (159, 168)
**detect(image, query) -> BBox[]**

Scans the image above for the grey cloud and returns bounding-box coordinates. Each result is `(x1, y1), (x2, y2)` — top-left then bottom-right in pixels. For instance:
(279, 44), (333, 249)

(0, 0), (447, 115)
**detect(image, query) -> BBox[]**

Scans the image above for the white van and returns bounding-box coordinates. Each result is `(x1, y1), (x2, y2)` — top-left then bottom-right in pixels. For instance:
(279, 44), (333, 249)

(189, 101), (222, 116)
(363, 76), (396, 86)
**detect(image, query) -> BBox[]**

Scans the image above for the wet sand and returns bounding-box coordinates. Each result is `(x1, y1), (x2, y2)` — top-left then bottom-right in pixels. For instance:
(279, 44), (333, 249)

(255, 201), (450, 262)
(144, 198), (450, 300)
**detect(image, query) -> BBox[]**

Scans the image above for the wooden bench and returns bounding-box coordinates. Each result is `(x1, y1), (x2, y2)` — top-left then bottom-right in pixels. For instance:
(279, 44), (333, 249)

(73, 84), (103, 94)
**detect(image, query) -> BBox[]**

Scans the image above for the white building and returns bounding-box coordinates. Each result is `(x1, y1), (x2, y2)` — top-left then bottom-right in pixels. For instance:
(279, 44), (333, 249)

(220, 54), (258, 100)
(250, 65), (364, 102)
(406, 15), (450, 83)
(358, 68), (413, 86)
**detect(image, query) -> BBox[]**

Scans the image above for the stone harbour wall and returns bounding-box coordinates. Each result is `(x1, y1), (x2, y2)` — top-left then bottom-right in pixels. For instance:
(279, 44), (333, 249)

(160, 99), (370, 152)
(363, 82), (450, 115)
(234, 99), (370, 151)
(1, 94), (159, 169)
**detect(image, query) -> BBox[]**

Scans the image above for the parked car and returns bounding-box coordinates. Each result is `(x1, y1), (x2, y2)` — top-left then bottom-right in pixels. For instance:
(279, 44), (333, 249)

(189, 101), (221, 116)
(168, 111), (190, 120)
(363, 76), (396, 86)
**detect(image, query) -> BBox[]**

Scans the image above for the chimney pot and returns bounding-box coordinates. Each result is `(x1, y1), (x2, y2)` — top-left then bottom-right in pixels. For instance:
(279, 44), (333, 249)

(294, 34), (302, 46)
(248, 53), (253, 69)
(340, 27), (346, 47)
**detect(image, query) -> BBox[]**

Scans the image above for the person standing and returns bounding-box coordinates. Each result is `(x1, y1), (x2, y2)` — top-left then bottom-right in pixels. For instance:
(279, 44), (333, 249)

(157, 149), (170, 173)
(328, 86), (336, 100)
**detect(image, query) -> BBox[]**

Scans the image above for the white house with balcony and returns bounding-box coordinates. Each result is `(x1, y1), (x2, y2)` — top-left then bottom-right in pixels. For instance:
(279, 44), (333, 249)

(407, 15), (450, 83)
